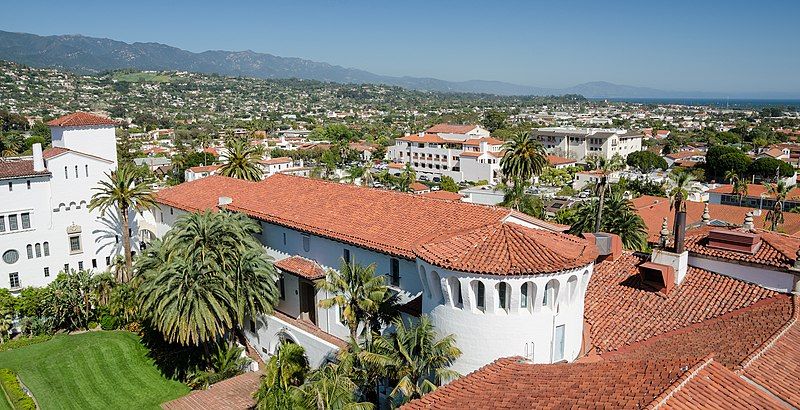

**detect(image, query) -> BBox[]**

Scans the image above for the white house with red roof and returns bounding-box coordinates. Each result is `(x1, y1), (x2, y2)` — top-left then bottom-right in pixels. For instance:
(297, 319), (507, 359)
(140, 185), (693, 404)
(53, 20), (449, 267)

(387, 124), (505, 184)
(0, 113), (129, 291)
(532, 127), (643, 163)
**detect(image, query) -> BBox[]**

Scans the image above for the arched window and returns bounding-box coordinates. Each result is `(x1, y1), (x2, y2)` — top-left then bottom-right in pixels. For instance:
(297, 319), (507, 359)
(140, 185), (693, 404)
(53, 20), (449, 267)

(35, 243), (41, 258)
(473, 281), (486, 312)
(26, 244), (33, 259)
(521, 282), (535, 311)
(543, 279), (559, 309)
(447, 276), (462, 307)
(418, 266), (429, 298)
(428, 270), (444, 304)
(582, 270), (591, 291)
(567, 276), (578, 302)
(43, 242), (50, 256)
(496, 282), (509, 311)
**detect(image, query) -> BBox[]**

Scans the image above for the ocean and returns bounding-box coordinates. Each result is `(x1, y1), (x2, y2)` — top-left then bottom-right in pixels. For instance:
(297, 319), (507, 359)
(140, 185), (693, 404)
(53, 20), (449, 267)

(591, 97), (800, 109)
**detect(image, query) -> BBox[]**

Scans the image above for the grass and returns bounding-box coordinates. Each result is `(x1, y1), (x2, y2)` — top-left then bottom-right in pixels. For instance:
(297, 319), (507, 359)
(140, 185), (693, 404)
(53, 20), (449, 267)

(112, 72), (174, 83)
(0, 331), (190, 410)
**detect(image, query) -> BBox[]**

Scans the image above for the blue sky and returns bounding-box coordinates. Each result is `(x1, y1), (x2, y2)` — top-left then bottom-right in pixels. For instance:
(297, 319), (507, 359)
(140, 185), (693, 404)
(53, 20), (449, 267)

(2, 1), (799, 94)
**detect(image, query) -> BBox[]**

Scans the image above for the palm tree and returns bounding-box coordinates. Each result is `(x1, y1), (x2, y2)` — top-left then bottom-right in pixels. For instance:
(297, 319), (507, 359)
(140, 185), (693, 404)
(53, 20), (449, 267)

(0, 133), (24, 157)
(726, 171), (749, 205)
(254, 341), (309, 409)
(218, 138), (263, 181)
(189, 342), (250, 389)
(300, 362), (373, 410)
(397, 163), (416, 192)
(347, 165), (365, 184)
(317, 261), (391, 341)
(363, 316), (461, 405)
(765, 180), (791, 231)
(499, 132), (547, 183)
(569, 190), (648, 251)
(666, 170), (697, 240)
(498, 181), (544, 218)
(137, 211), (279, 345)
(585, 154), (624, 233)
(361, 169), (374, 187)
(89, 164), (155, 282)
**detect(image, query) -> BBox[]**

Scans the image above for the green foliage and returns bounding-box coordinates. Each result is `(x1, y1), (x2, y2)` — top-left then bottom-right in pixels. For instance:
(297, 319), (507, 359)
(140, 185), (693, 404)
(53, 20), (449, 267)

(188, 342), (249, 389)
(0, 368), (36, 410)
(499, 183), (544, 218)
(557, 186), (577, 197)
(481, 110), (508, 132)
(15, 288), (47, 318)
(100, 315), (118, 330)
(748, 157), (794, 179)
(705, 145), (749, 181)
(439, 176), (459, 193)
(500, 132), (547, 183)
(617, 178), (666, 197)
(218, 138), (264, 181)
(44, 270), (94, 330)
(0, 335), (52, 353)
(569, 191), (648, 251)
(625, 150), (667, 173)
(254, 341), (308, 409)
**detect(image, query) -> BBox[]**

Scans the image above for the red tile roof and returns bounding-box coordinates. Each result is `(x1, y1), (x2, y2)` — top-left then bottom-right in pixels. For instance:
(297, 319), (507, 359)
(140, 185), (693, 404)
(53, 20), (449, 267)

(274, 256), (326, 281)
(387, 162), (406, 169)
(708, 183), (800, 201)
(41, 146), (70, 159)
(409, 182), (428, 192)
(396, 133), (449, 144)
(415, 222), (597, 275)
(162, 371), (261, 410)
(260, 156), (292, 165)
(684, 225), (800, 270)
(586, 252), (780, 353)
(156, 175), (561, 260)
(187, 165), (220, 173)
(546, 155), (576, 166)
(458, 151), (482, 158)
(46, 112), (115, 127)
(420, 191), (462, 201)
(425, 124), (479, 134)
(0, 159), (50, 180)
(272, 310), (347, 349)
(462, 137), (503, 146)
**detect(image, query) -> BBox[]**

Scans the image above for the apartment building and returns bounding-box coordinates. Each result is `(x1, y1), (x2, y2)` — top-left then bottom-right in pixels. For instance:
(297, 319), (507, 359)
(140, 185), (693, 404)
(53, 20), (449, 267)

(532, 127), (643, 162)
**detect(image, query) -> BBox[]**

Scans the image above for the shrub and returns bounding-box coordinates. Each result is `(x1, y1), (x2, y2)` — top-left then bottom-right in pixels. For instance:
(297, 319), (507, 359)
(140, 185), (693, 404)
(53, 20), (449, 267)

(0, 368), (36, 410)
(0, 335), (52, 353)
(100, 315), (119, 330)
(88, 321), (98, 330)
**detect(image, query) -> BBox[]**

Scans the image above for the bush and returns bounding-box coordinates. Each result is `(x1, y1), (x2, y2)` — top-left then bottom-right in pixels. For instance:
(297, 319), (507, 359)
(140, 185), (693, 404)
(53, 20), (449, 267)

(0, 368), (36, 410)
(100, 315), (119, 330)
(88, 321), (98, 330)
(0, 335), (52, 353)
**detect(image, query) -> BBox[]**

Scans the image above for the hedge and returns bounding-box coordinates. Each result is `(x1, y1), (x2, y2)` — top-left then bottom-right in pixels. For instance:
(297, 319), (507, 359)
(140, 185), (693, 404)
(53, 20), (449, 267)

(0, 368), (36, 410)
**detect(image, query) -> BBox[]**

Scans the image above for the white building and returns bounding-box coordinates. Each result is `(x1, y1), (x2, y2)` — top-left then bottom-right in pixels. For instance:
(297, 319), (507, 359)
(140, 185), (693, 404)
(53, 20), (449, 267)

(532, 127), (643, 163)
(0, 112), (125, 291)
(185, 165), (220, 182)
(388, 124), (505, 184)
(143, 174), (593, 374)
(259, 157), (306, 177)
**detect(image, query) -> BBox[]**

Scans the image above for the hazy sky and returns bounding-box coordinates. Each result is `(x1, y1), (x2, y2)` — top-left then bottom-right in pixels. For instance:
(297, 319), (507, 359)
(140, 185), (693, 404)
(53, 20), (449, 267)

(2, 0), (799, 94)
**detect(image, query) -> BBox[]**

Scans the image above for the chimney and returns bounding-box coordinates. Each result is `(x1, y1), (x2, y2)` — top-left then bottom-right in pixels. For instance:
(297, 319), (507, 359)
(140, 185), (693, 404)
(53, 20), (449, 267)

(218, 196), (233, 209)
(32, 143), (45, 172)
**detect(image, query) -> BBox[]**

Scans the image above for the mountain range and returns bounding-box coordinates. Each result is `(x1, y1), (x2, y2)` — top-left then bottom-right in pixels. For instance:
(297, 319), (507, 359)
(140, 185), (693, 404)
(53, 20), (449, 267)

(0, 30), (791, 99)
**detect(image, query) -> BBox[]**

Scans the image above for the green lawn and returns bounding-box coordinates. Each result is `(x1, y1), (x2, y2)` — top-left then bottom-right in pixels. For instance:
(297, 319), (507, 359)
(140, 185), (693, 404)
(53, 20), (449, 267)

(0, 331), (189, 410)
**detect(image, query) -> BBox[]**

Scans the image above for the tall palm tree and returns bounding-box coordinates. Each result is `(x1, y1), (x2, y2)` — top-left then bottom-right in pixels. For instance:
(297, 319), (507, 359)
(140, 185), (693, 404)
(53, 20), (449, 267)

(137, 211), (279, 345)
(254, 341), (309, 409)
(499, 132), (547, 183)
(666, 170), (696, 237)
(0, 133), (24, 157)
(89, 164), (155, 282)
(363, 316), (461, 406)
(218, 138), (263, 181)
(361, 169), (374, 187)
(585, 154), (624, 233)
(569, 190), (648, 251)
(317, 261), (391, 341)
(765, 180), (791, 231)
(347, 165), (365, 184)
(397, 163), (416, 192)
(726, 170), (748, 205)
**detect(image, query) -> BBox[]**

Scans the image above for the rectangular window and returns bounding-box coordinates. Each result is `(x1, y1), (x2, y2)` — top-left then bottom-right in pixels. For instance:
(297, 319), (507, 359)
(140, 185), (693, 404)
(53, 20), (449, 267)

(26, 180), (31, 190)
(8, 215), (18, 231)
(74, 165), (79, 178)
(249, 320), (256, 333)
(35, 244), (41, 258)
(69, 235), (82, 253)
(78, 261), (84, 271)
(64, 263), (69, 273)
(85, 165), (89, 177)
(92, 259), (97, 269)
(282, 232), (286, 246)
(7, 181), (12, 191)
(302, 234), (310, 252)
(279, 274), (285, 300)
(0, 216), (4, 232)
(65, 166), (68, 179)
(343, 249), (351, 264)
(44, 267), (50, 277)
(9, 273), (20, 289)
(390, 258), (400, 286)
(521, 284), (528, 308)
(553, 324), (565, 361)
(106, 256), (111, 266)
(20, 213), (30, 229)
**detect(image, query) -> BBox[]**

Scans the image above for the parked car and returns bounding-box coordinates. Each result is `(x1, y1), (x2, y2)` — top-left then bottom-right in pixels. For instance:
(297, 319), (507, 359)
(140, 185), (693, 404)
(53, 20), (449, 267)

(432, 176), (441, 183)
(419, 175), (429, 181)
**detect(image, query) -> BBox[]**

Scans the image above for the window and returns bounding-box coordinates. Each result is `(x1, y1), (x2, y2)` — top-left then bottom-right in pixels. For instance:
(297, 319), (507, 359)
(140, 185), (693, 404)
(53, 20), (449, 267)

(390, 258), (400, 286)
(78, 261), (84, 271)
(520, 283), (528, 308)
(0, 216), (4, 232)
(69, 235), (82, 254)
(8, 215), (18, 231)
(64, 166), (68, 179)
(106, 256), (111, 266)
(20, 213), (30, 229)
(64, 263), (69, 273)
(498, 282), (508, 310)
(85, 165), (89, 177)
(475, 281), (485, 311)
(302, 234), (310, 252)
(74, 165), (79, 178)
(282, 232), (286, 246)
(26, 180), (30, 190)
(553, 324), (565, 361)
(9, 273), (19, 289)
(279, 274), (285, 300)
(7, 181), (11, 191)
(92, 259), (97, 269)
(44, 267), (49, 277)
(43, 242), (49, 256)
(249, 320), (256, 333)
(544, 280), (559, 309)
(35, 243), (41, 258)
(343, 249), (351, 264)
(26, 244), (33, 259)
(2, 250), (19, 264)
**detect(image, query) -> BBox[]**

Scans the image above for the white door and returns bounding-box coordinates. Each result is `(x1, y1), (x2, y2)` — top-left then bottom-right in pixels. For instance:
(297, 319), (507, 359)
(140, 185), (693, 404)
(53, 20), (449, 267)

(553, 324), (565, 362)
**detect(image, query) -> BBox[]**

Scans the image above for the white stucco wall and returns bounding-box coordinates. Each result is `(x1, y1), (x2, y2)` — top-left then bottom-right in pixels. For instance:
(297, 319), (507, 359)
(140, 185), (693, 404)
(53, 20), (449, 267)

(243, 314), (340, 369)
(688, 255), (797, 292)
(51, 125), (118, 167)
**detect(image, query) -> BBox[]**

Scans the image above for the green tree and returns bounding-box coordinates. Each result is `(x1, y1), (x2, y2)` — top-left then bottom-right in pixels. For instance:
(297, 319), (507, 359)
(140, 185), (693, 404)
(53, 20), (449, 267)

(625, 150), (667, 173)
(439, 176), (459, 193)
(500, 132), (547, 183)
(397, 163), (417, 192)
(481, 110), (508, 132)
(748, 157), (794, 180)
(137, 211), (279, 345)
(705, 146), (749, 182)
(586, 154), (624, 233)
(499, 182), (544, 218)
(765, 181), (791, 231)
(569, 191), (648, 250)
(364, 316), (461, 406)
(317, 261), (392, 341)
(89, 164), (155, 282)
(300, 361), (373, 410)
(45, 269), (95, 330)
(218, 139), (264, 181)
(254, 341), (309, 409)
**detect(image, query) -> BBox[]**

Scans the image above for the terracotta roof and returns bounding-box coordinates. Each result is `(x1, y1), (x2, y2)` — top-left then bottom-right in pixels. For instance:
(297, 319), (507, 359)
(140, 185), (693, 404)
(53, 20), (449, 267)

(708, 183), (800, 201)
(459, 151), (482, 158)
(415, 222), (597, 275)
(156, 175), (556, 260)
(409, 182), (428, 192)
(546, 155), (576, 166)
(420, 191), (462, 201)
(272, 310), (347, 349)
(683, 225), (800, 270)
(666, 150), (704, 160)
(260, 156), (292, 165)
(586, 252), (780, 353)
(46, 112), (115, 127)
(41, 146), (69, 159)
(0, 159), (50, 180)
(274, 256), (326, 280)
(387, 162), (406, 169)
(425, 124), (478, 134)
(631, 195), (800, 240)
(396, 133), (449, 144)
(761, 147), (785, 158)
(187, 165), (220, 173)
(462, 137), (503, 146)
(161, 371), (261, 410)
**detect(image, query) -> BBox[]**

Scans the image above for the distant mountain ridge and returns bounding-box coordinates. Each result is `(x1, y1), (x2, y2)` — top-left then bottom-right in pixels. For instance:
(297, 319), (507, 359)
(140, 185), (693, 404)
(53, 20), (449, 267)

(0, 30), (793, 99)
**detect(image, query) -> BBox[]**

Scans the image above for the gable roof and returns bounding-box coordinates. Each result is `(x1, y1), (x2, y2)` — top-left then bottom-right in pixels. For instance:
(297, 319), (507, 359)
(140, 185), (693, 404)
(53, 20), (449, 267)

(41, 146), (113, 163)
(46, 112), (115, 127)
(274, 256), (326, 280)
(0, 159), (50, 180)
(420, 191), (462, 201)
(425, 124), (479, 134)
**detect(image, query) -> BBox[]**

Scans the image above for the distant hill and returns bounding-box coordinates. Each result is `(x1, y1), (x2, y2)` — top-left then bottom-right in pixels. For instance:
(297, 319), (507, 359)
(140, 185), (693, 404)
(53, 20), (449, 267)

(0, 30), (791, 99)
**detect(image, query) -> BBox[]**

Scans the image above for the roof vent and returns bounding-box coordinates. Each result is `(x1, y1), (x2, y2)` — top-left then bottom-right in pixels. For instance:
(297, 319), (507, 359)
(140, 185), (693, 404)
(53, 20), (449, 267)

(639, 261), (675, 294)
(583, 232), (622, 261)
(218, 196), (233, 208)
(706, 229), (762, 254)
